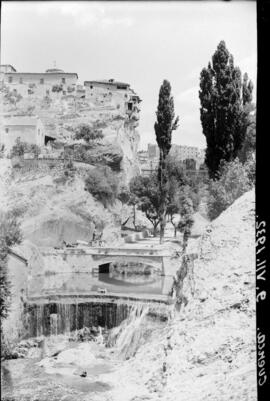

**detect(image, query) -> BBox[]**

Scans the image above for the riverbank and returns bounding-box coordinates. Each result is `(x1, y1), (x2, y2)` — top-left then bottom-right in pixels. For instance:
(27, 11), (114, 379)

(1, 189), (255, 401)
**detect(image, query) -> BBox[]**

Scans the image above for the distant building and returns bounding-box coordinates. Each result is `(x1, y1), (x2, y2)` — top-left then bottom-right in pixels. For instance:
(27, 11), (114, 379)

(170, 145), (204, 164)
(84, 79), (131, 91)
(138, 143), (206, 176)
(137, 150), (149, 165)
(84, 78), (141, 119)
(0, 64), (17, 73)
(1, 65), (78, 98)
(1, 116), (46, 150)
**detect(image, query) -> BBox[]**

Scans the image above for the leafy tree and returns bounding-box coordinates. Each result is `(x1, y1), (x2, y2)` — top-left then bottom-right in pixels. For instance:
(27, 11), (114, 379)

(238, 108), (256, 163)
(84, 167), (118, 207)
(167, 178), (181, 237)
(0, 212), (22, 320)
(75, 123), (104, 143)
(166, 157), (201, 237)
(10, 138), (41, 158)
(154, 80), (179, 243)
(207, 158), (252, 220)
(129, 174), (160, 236)
(10, 138), (26, 157)
(199, 41), (254, 178)
(177, 195), (194, 250)
(166, 155), (187, 185)
(52, 84), (63, 93)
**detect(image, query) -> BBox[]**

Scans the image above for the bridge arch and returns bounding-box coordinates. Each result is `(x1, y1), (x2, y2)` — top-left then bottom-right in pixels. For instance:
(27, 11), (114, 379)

(95, 256), (164, 275)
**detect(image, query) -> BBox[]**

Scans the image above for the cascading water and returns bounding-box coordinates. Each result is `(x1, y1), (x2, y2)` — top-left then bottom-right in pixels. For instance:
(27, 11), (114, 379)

(24, 301), (131, 337)
(108, 302), (169, 360)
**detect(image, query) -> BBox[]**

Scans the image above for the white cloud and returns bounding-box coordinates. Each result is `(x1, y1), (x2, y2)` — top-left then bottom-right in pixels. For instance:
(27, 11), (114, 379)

(36, 2), (133, 29)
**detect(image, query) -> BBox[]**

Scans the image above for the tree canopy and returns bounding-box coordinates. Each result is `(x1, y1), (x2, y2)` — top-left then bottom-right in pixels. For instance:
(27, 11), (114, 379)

(75, 123), (104, 143)
(129, 174), (160, 235)
(199, 41), (254, 178)
(154, 80), (179, 242)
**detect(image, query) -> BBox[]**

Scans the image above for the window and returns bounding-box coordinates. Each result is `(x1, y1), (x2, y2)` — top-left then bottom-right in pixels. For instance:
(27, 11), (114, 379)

(90, 85), (93, 89)
(38, 129), (40, 136)
(128, 102), (133, 111)
(62, 77), (66, 84)
(5, 128), (9, 134)
(8, 76), (13, 83)
(19, 77), (23, 84)
(40, 78), (44, 84)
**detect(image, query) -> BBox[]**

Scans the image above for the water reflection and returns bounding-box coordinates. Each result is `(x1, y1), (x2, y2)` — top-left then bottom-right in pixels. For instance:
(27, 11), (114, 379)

(1, 364), (14, 394)
(29, 270), (173, 297)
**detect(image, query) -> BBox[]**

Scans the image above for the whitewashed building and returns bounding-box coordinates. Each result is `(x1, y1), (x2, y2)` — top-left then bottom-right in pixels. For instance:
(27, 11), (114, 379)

(1, 116), (46, 150)
(1, 65), (78, 98)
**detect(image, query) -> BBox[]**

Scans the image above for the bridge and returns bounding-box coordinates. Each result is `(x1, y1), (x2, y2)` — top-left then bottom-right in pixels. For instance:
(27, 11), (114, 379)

(40, 246), (177, 277)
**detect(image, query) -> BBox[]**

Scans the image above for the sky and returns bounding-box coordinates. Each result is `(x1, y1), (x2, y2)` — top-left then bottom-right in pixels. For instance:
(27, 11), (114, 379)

(1, 1), (257, 150)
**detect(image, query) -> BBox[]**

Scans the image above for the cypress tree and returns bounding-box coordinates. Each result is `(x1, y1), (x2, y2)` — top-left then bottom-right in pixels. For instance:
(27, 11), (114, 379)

(154, 80), (179, 243)
(199, 41), (253, 178)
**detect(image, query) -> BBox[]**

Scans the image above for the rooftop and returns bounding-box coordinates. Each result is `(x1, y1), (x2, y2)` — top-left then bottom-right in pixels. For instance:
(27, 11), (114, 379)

(4, 116), (41, 126)
(45, 68), (64, 73)
(0, 64), (17, 72)
(84, 79), (130, 87)
(5, 71), (78, 78)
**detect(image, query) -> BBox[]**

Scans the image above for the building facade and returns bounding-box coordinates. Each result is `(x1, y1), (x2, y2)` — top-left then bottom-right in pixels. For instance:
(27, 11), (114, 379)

(0, 65), (141, 157)
(1, 116), (45, 150)
(84, 79), (141, 119)
(138, 143), (206, 176)
(1, 66), (78, 98)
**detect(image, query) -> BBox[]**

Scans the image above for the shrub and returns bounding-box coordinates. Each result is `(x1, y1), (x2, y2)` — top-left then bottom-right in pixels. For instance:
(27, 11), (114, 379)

(74, 123), (104, 143)
(52, 84), (63, 93)
(0, 143), (5, 158)
(85, 167), (119, 206)
(10, 138), (41, 158)
(74, 143), (123, 171)
(0, 212), (22, 320)
(207, 158), (252, 220)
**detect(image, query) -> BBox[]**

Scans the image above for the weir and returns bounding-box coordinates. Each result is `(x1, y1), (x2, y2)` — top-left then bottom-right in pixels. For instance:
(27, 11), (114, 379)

(19, 246), (180, 341)
(23, 298), (173, 339)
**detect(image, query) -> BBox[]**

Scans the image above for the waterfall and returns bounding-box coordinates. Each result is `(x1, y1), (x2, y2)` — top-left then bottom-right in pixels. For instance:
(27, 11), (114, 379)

(24, 301), (131, 337)
(50, 313), (58, 336)
(24, 300), (171, 343)
(108, 303), (150, 360)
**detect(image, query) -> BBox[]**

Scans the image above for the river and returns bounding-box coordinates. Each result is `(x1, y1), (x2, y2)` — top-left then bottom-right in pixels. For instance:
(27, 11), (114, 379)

(1, 303), (170, 401)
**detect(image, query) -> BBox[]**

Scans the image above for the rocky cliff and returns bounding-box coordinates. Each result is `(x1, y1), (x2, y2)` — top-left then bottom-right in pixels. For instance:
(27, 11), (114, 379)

(1, 82), (141, 183)
(0, 159), (125, 248)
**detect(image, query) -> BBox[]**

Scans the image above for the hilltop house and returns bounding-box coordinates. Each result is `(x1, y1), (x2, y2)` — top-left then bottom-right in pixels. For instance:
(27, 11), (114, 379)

(84, 79), (141, 116)
(1, 65), (78, 98)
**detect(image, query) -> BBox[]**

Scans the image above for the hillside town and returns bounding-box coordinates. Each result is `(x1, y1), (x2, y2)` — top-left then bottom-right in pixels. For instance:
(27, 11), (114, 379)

(0, 2), (258, 401)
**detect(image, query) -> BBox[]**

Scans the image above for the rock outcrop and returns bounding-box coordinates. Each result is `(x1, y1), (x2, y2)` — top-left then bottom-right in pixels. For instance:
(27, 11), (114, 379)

(1, 80), (141, 183)
(0, 161), (124, 248)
